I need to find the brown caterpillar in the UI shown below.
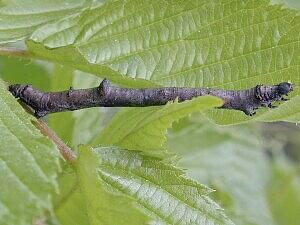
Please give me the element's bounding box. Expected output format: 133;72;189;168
8;79;294;118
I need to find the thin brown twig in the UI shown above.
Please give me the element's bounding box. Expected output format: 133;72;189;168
33;119;77;163
0;46;33;58
33;218;47;225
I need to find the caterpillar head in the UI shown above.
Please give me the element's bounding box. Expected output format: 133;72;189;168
277;82;294;96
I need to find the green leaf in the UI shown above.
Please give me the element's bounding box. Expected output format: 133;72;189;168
56;187;90;225
0;0;88;43
268;159;300;225
168;118;274;225
13;0;297;124
76;145;150;225
54;165;91;225
256;95;300;123
93;96;222;154
78;145;233;225
0;79;60;224
0;55;51;89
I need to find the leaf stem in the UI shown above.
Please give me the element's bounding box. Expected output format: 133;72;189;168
0;46;33;58
33;119;77;163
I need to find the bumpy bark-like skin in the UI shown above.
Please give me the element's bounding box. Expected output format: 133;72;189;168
8;79;293;118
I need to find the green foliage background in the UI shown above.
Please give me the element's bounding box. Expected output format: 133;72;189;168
0;0;299;225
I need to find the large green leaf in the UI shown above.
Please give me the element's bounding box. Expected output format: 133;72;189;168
21;0;300;124
168;118;274;225
77;145;233;225
0;79;60;224
92;96;222;154
0;55;51;89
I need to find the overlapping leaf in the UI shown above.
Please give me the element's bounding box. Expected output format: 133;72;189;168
77;145;150;225
55;145;234;225
0;79;60;225
92;96;222;153
54;146;149;225
76;145;233;225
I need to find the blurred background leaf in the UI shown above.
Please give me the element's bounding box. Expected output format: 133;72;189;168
268;158;300;225
168;118;274;225
168;116;300;225
0;56;51;88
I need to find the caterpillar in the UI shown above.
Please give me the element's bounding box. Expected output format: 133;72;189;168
8;79;294;117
